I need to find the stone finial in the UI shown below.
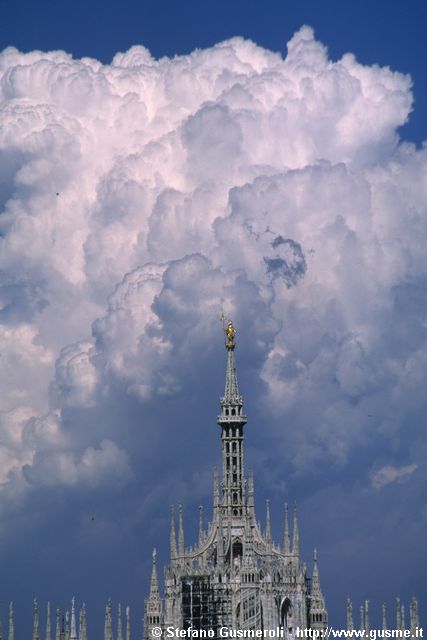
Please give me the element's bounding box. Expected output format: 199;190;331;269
347;597;353;632
45;602;52;640
198;505;204;546
365;600;370;634
33;597;40;640
170;505;177;559
8;603;14;640
283;503;290;554
382;603;387;632
80;604;87;640
55;609;60;640
410;597;419;636
125;606;130;640
104;599;113;640
117;604;123;640
70;598;77;640
178;504;185;556
292;502;299;557
149;548;160;598
265;499;272;543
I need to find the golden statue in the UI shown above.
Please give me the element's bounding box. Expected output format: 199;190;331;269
225;320;236;348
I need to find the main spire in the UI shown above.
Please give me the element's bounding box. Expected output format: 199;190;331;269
218;321;247;424
223;321;241;403
217;320;247;518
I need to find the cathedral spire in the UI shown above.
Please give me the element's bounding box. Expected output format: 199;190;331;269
150;549;160;598
382;604;387;632
117;604;123;640
265;500;272;543
223;321;240;401
347;598;353;631
178;504;185;556
80;604;87;640
310;549;328;630
33;598;40;640
217;507;224;565
8;603;14;640
312;549;320;592
365;600;370;634
283;503;290;554
65;610;70;640
410;598;419;636
217;321;247;518
104;599;113;640
292;503;299;557
55;609;60;640
198;506;204;546
46;602;52;640
70;598;77;640
213;469;219;517
125;607;130;640
248;471;254;515
396;598;402;631
170;505;177;560
144;549;164;639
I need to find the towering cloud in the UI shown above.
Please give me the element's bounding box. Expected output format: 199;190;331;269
0;26;425;629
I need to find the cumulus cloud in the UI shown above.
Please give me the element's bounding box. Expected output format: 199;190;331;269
23;438;132;488
371;463;418;489
0;24;425;501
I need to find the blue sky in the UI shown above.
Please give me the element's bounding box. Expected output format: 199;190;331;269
2;0;427;145
0;1;426;638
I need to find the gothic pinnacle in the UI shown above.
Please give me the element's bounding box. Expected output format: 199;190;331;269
150;548;160;597
248;472;254;514
8;603;14;640
117;604;123;640
198;506;204;546
126;607;130;640
283;503;290;554
170;505;177;559
213;469;219;516
221;321;244;407
312;549;320;594
396;598;402;631
33;597;40;640
80;604;87;640
265;500;272;543
178;504;185;556
365;600;370;634
382;604;387;632
46;602;52;640
104;600;113;640
55;609;60;640
292;503;299;557
410;598;419;635
65;610;70;640
70;598;77;640
217;508;224;564
347;598;353;632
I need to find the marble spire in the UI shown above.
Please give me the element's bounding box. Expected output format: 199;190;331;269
292;503;299;556
45;602;52;640
33;598;40;640
170;505;177;560
8;603;14;640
